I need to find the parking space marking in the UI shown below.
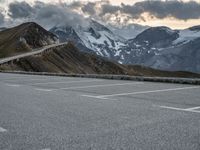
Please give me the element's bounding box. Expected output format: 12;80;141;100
0;77;31;81
2;78;49;82
3;77;74;82
185;106;200;111
158;105;200;113
0;126;7;132
81;95;117;100
5;84;21;87
82;86;200;99
59;82;143;90
35;88;55;92
29;79;102;85
34;82;143;92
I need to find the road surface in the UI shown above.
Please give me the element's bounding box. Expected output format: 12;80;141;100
0;73;200;150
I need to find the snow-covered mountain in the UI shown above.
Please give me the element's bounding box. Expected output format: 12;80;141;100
108;24;149;39
50;21;200;73
125;26;200;73
50;20;129;63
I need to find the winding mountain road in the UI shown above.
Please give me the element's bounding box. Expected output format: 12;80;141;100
0;42;68;65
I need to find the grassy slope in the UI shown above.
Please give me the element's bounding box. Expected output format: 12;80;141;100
0;22;57;58
0;24;31;58
1;43;200;78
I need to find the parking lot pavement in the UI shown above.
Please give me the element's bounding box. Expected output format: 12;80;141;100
0;73;200;150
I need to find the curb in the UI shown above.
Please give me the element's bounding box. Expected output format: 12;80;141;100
0;71;200;85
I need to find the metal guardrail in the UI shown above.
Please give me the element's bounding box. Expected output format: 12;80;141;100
0;42;68;65
0;71;200;85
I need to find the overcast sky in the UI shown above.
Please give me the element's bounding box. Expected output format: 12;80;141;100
4;0;198;5
1;0;200;29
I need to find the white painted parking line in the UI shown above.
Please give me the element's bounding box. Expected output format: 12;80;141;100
30;79;102;85
34;82;143;92
0;77;31;81
81;94;117;100
59;82;143;90
35;88;55;92
2;78;50;82
5;84;21;87
0;126;7;132
158;105;200;113
41;148;51;150
185;106;200;111
82;86;200;99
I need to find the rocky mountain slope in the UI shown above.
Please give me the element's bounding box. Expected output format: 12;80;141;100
50;20;129;63
126;26;200;73
109;24;149;39
51;21;200;73
0;22;58;58
0;21;199;74
1;42;200;78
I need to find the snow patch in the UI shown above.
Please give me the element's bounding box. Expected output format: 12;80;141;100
173;29;200;45
0;127;7;132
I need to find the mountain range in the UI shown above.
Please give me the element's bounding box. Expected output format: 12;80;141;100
50;20;200;73
1;41;199;78
0;21;199;77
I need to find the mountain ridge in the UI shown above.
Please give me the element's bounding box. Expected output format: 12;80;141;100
0;22;58;58
0;21;200;74
50;21;200;73
1;42;199;78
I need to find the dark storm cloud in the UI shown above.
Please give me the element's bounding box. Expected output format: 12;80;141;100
35;4;88;28
128;0;200;20
100;4;120;16
5;0;200;28
6;1;88;28
81;2;96;15
0;12;4;25
8;1;34;18
69;1;83;8
78;0;200;20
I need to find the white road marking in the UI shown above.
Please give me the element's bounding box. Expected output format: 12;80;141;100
82;86;200;99
35;82;144;92
158;106;188;111
185;106;200;111
0;127;7;132
34;82;143;92
5;84;21;87
22;78;52;81
158;105;200;113
59;82;143;90
41;148;51;150
2;78;50;82
35;88;55;92
30;79;102;85
81;95;117;100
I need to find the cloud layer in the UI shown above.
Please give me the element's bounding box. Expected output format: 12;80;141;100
8;1;34;18
1;0;200;28
79;0;200;20
4;1;88;28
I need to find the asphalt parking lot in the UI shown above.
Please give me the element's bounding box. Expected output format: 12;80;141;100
0;73;200;150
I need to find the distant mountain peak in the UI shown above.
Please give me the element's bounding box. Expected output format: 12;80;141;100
50;20;128;59
50;21;200;73
134;26;179;47
90;20;112;33
188;25;200;31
